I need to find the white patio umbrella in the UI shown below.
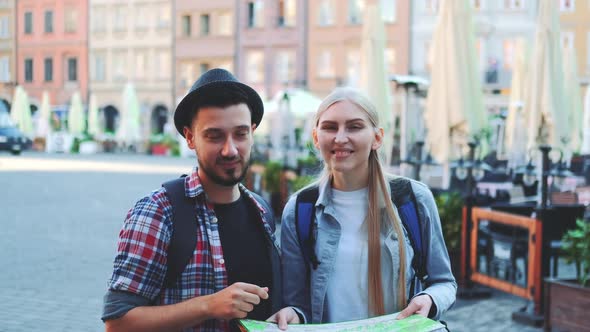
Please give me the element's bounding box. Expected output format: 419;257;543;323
68;91;85;137
423;0;487;187
35;91;52;138
87;94;101;138
359;3;394;165
10;86;34;137
581;86;590;154
523;0;568;151
562;47;583;153
504;39;529;169
117;83;142;146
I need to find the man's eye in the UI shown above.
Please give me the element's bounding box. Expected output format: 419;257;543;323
205;133;222;140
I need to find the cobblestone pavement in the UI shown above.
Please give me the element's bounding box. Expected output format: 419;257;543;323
0;153;567;331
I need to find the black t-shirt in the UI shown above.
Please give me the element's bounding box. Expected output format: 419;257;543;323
214;196;273;331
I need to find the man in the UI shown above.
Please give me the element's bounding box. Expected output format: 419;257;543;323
102;69;298;331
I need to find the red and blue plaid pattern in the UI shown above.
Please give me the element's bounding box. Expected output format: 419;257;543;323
107;167;277;332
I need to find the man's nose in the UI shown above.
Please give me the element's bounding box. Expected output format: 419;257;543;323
221;137;238;157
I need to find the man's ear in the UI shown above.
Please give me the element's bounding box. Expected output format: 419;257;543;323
183;127;195;150
252;123;257;133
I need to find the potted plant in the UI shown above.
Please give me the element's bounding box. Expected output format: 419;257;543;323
544;219;590;331
434;191;464;278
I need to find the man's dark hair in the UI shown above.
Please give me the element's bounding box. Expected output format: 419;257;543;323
187;86;253;126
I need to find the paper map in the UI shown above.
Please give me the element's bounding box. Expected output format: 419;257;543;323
239;313;446;332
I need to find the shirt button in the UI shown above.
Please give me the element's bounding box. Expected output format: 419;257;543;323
211;217;218;224
219;259;225;265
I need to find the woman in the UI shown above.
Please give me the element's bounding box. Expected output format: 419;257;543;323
269;87;456;329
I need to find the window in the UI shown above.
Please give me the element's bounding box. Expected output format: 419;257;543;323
91;7;106;32
0;56;10;82
157;4;171;29
179;62;194;88
275;50;295;83
44;11;53;33
113;51;127;81
44;58;53;82
504;0;526;10
246;50;264;83
380;0;396;23
0;16;10;38
65;8;78;33
247;1;264;28
317;50;334;78
114;6;127;31
135;51;147;80
218;12;232;35
278;0;296;27
24;12;32;34
587;32;590;71
134;5;149;30
385;48;396;74
67;58;78;81
200;14;210;36
561;31;575;50
181;15;191;36
318;0;334;26
560;0;575;11
348;0;365;24
24;58;33;82
92;53;105;81
346;50;360;86
200;63;210;75
424;0;440;14
156;51;171;79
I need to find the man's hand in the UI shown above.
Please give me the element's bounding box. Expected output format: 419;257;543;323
267;307;301;331
204;282;269;320
396;294;433;320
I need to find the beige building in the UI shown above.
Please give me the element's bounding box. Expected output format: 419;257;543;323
175;0;235;103
89;0;174;135
307;0;410;97
236;0;307;99
559;0;590;83
0;0;16;110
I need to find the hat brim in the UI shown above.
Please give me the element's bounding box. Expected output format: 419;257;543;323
174;81;264;137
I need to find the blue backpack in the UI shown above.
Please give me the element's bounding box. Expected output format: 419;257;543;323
295;177;429;296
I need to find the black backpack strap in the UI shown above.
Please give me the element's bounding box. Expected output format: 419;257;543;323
295;186;320;270
389;178;429;291
162;176;197;289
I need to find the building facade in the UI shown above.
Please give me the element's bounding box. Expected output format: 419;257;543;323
307;0;410;97
559;0;590;84
89;0;173;135
0;0;16;111
16;0;88;109
236;0;308;99
175;0;235;104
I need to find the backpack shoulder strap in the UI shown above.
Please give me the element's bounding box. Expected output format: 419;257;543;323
295;186;320;270
162;176;197;289
389;177;428;284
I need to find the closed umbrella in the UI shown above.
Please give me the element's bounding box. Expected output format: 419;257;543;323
504;39;529;169
524;0;568;151
68;91;85;137
36;91;52;138
423;0;487;187
581;86;590;154
562;47;583;153
359;3;394;165
10;86;34;137
87;94;101;138
117;83;141;146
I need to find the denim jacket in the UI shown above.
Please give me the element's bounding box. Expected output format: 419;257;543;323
281;177;456;323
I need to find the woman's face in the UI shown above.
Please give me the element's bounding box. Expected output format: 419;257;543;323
313;100;383;175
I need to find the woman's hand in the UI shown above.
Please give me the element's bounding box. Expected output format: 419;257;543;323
396;294;433;320
267;307;301;330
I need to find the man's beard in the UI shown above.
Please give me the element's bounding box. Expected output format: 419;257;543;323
199;156;250;187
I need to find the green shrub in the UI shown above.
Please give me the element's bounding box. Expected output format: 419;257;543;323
562;219;590;287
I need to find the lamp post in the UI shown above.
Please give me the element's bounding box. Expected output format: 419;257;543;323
455;140;492;299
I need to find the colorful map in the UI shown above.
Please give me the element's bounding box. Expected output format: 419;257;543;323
239;313;446;332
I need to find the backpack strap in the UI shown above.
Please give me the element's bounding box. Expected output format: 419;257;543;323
162;176;197;289
389;178;429;287
295;186;321;270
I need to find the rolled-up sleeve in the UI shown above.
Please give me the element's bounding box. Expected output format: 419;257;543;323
412;182;457;320
102;191;172;321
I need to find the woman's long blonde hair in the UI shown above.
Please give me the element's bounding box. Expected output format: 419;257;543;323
312;87;407;315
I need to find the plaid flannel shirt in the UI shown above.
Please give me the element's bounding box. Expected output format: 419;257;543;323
105;167;279;332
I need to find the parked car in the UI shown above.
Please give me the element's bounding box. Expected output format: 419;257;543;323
0;126;31;155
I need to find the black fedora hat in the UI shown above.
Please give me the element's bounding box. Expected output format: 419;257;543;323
174;68;264;137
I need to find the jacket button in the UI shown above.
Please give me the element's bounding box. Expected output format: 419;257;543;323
211;217;218;223
219;258;225;264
